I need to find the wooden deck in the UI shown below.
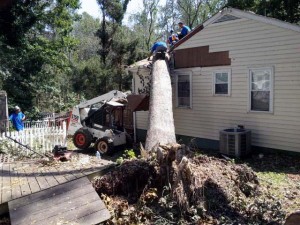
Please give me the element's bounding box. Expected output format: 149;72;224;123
9;177;110;225
0;157;114;204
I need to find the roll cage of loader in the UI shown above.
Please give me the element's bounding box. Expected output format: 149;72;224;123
68;90;149;155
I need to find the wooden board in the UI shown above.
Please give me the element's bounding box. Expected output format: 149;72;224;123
9;177;110;225
0;158;114;204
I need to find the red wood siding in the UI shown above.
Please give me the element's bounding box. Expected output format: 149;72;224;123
174;46;231;68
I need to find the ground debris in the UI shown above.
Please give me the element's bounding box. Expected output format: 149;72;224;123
92;145;289;225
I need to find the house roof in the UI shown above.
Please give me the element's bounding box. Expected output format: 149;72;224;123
172;7;300;50
128;58;151;70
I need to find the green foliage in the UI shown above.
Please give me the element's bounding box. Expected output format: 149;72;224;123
96;0;131;64
0;0;80;117
116;149;136;164
124;149;136;159
94;0;139;91
133;0;160;51
227;0;300;24
176;0;226;29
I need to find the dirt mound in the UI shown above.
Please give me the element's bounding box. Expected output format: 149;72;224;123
93;160;157;203
92;145;285;224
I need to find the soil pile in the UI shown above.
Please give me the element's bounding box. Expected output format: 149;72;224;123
92;145;285;224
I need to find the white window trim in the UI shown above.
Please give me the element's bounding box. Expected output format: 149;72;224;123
248;66;274;113
175;71;192;109
212;70;231;96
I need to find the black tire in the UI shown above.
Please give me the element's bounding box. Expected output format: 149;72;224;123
94;137;114;155
73;129;93;149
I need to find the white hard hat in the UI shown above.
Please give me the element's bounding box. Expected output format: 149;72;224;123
15;106;20;110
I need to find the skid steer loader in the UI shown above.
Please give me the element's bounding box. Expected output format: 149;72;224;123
68;90;148;155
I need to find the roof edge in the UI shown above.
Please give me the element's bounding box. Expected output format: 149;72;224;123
172;7;300;50
227;8;300;33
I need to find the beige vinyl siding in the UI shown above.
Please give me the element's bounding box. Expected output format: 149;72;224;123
132;68;150;130
133;17;300;152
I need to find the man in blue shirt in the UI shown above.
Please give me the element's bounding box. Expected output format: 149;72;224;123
178;22;191;39
9;106;26;131
148;41;167;60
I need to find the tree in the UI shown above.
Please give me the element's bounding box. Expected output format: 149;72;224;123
177;0;204;28
96;0;140;92
72;12;100;61
157;0;179;42
96;0;130;64
0;0;80;115
177;0;225;29
227;0;300;24
130;0;160;53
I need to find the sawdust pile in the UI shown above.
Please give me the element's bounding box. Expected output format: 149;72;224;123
92;144;285;224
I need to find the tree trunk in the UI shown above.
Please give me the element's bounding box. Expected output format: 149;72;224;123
145;57;176;150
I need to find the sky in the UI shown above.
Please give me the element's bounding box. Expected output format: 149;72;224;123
79;0;166;24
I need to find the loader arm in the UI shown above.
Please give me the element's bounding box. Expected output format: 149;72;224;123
76;90;127;109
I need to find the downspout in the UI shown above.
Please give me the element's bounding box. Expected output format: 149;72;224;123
132;71;137;143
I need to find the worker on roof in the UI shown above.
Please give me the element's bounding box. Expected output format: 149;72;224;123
167;30;179;46
178;21;191;40
148;41;167;60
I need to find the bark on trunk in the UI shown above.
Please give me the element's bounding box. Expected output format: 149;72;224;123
145;57;176;150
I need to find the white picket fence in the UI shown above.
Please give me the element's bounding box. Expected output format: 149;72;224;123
0;120;67;155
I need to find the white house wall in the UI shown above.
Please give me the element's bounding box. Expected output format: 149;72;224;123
134;17;300;153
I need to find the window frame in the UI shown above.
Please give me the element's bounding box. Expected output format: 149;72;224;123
248;67;274;113
175;71;192;109
212;70;231;96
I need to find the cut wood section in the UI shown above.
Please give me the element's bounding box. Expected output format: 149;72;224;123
9;177;110;225
145;57;176;150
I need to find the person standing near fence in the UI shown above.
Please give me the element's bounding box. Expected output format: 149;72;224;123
9;106;26;131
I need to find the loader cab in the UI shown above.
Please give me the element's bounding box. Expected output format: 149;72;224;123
84;102;125;132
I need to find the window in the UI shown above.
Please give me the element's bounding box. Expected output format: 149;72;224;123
249;67;273;112
176;73;192;108
213;71;231;95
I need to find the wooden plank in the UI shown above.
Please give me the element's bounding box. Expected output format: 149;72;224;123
9;177;110;225
83;162;111;176
39;166;59;187
1;163;12;203
39;201;108;225
10;164;22;201
11;192;101;224
51;165;68;184
75;209;111;225
12;184;94;214
34;167;51;191
55;164;77;181
18;164;32;197
24;164;41;194
69;167;86;179
9;177;91;209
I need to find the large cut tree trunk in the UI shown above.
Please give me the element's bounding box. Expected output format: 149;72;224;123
145;57;176;150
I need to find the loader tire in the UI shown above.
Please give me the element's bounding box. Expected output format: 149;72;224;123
94;137;114;155
73;129;93;149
